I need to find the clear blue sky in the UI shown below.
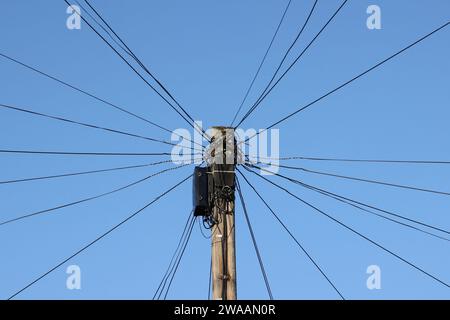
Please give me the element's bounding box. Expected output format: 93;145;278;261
0;0;449;299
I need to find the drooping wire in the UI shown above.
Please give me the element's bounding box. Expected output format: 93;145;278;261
237;0;347;127
7;173;193;300
237;168;345;299
230;0;293;126
153;211;194;299
0;52;205;150
0;103;200;151
237;0;320;126
248;164;450;237
0;160;173;185
240;20;450;144
236;177;274;300
243;166;450;288
0;164;191;227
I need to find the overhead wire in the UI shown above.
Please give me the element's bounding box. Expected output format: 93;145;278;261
237;0;320;126
279;164;450;197
67;0;210;141
237;168;345;299
237;0;348;127
62;0;207;140
230;0;293;126
0;149;197;157
0;163;191;227
240;20;450;144
247;164;450;236
0;52;205;150
0;160;173;185
236;177;274;300
153;211;194;299
0;103;201;152
248;155;450;164
162;216;196;300
7;173;193;300
243;165;450;288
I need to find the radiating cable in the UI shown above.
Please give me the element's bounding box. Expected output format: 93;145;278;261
243;166;450;288
162;216;196;299
73;0;209;141
0;164;190;227
0;52;205;150
0;103;201;151
0;160;172;185
230;0;293;126
237;168;345;299
248;163;450;235
280;164;450;197
236;177;274;300
249;155;450;164
241;21;450;143
153;211;194;299
62;0;202;138
238;0;320;126
237;0;348;126
7;173;193;300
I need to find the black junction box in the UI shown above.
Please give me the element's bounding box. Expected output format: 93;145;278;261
193;166;209;216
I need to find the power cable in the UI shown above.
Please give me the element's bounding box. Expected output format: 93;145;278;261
237;0;348;126
243;166;450;288
236;177;274;300
0;164;190;227
230;0;293;126
241;21;450;143
0;160;172;185
237;168;344;299
7;173;193;299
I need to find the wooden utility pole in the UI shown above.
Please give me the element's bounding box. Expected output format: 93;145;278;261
209;126;237;300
